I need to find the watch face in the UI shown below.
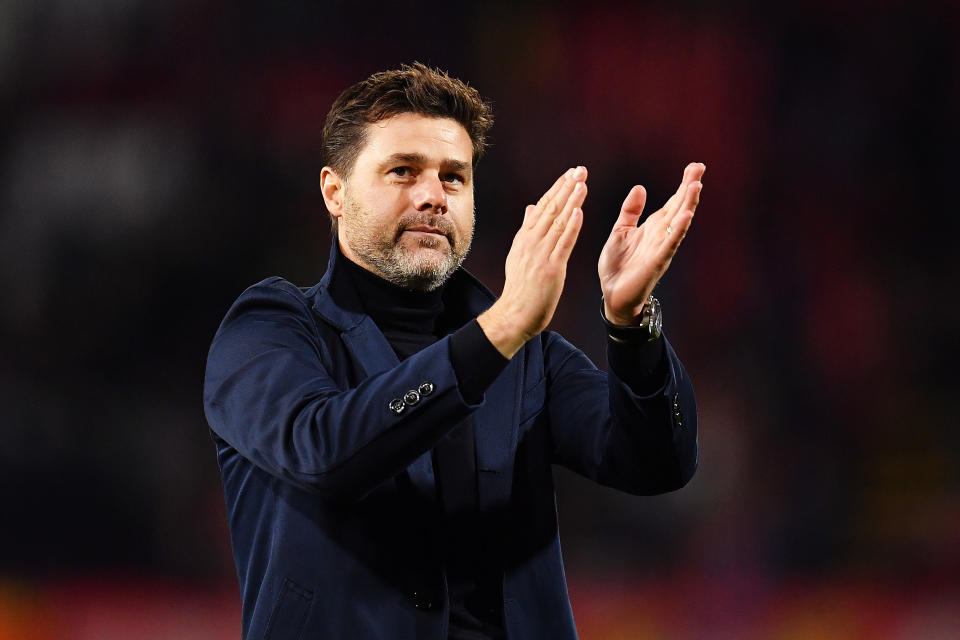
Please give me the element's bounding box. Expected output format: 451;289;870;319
649;297;662;339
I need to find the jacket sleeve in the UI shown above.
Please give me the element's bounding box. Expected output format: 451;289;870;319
203;279;481;501
544;331;698;495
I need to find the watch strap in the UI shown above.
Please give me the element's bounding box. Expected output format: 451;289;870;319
600;296;662;343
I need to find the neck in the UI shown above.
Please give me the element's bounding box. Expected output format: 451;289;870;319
336;249;446;337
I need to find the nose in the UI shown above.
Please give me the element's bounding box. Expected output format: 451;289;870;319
411;173;448;214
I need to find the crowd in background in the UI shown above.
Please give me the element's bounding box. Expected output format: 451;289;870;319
1;1;957;636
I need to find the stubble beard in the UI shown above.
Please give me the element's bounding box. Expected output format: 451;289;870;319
342;197;474;292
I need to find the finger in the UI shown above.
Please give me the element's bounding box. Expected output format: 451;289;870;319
547;182;587;243
663;180;701;230
681;179;702;216
522;204;537;227
662;181;701;251
663;209;693;254
679;162;705;190
551;206;584;263
614;185;646;228
661;162;706;220
659;169;690;219
528;167;574;228
541;167;575;205
536;166;587;233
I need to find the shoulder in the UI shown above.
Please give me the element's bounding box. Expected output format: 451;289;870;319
227;276;319;314
208;276;335;366
239;276;314;302
215;276;323;337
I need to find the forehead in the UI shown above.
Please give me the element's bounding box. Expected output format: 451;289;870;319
358;113;472;166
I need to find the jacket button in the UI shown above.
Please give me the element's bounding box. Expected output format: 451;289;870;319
388;398;406;415
411;590;435;611
403;390;421;406
418;381;435;396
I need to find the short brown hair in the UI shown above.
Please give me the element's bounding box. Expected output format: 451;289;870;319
322;63;494;231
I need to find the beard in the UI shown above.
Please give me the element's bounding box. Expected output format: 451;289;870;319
341;196;474;292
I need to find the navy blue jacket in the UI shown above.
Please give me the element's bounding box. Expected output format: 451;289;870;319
203;245;698;639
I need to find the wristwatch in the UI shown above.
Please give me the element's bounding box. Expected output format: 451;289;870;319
600;295;662;343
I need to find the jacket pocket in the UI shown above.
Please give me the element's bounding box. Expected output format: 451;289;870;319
264;578;313;640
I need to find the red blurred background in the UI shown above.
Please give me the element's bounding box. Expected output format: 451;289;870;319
1;1;957;637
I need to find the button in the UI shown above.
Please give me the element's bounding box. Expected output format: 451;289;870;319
403;390;421;406
388;398;405;415
418;381;435;396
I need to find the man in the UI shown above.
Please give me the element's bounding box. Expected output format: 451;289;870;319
204;63;703;639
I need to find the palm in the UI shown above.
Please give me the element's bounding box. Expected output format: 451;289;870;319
599;163;705;325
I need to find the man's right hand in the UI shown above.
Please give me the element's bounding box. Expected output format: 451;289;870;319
478;166;588;359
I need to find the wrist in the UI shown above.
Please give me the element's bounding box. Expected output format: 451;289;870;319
601;296;662;342
602;299;643;327
477;301;531;360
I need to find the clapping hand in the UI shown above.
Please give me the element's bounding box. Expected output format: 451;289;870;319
599;163;705;326
478;166;588;359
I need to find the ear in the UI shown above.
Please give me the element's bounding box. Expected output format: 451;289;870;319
320;166;345;218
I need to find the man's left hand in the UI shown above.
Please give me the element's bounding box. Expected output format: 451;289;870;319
599;162;705;326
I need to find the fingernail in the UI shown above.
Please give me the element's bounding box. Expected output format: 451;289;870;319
566;167;575;178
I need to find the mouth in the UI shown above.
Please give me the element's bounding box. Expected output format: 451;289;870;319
404;225;446;235
402;226;450;242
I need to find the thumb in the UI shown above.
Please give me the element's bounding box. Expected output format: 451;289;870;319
614;185;646;229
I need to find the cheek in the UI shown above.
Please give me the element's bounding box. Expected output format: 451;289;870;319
357;182;405;208
454;196;475;232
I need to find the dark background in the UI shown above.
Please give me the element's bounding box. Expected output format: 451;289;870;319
1;1;958;637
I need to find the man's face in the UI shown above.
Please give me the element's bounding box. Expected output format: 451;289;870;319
336;113;475;291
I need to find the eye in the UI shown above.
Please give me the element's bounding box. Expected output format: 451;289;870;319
389;166;414;178
441;173;466;185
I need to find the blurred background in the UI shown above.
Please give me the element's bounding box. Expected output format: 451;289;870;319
1;0;958;638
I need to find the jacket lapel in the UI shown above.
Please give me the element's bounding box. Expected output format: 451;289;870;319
340;318;399;377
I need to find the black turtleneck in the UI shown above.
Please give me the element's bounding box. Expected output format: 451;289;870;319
338;253;446;357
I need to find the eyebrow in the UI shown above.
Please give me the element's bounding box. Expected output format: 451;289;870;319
380;152;471;175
